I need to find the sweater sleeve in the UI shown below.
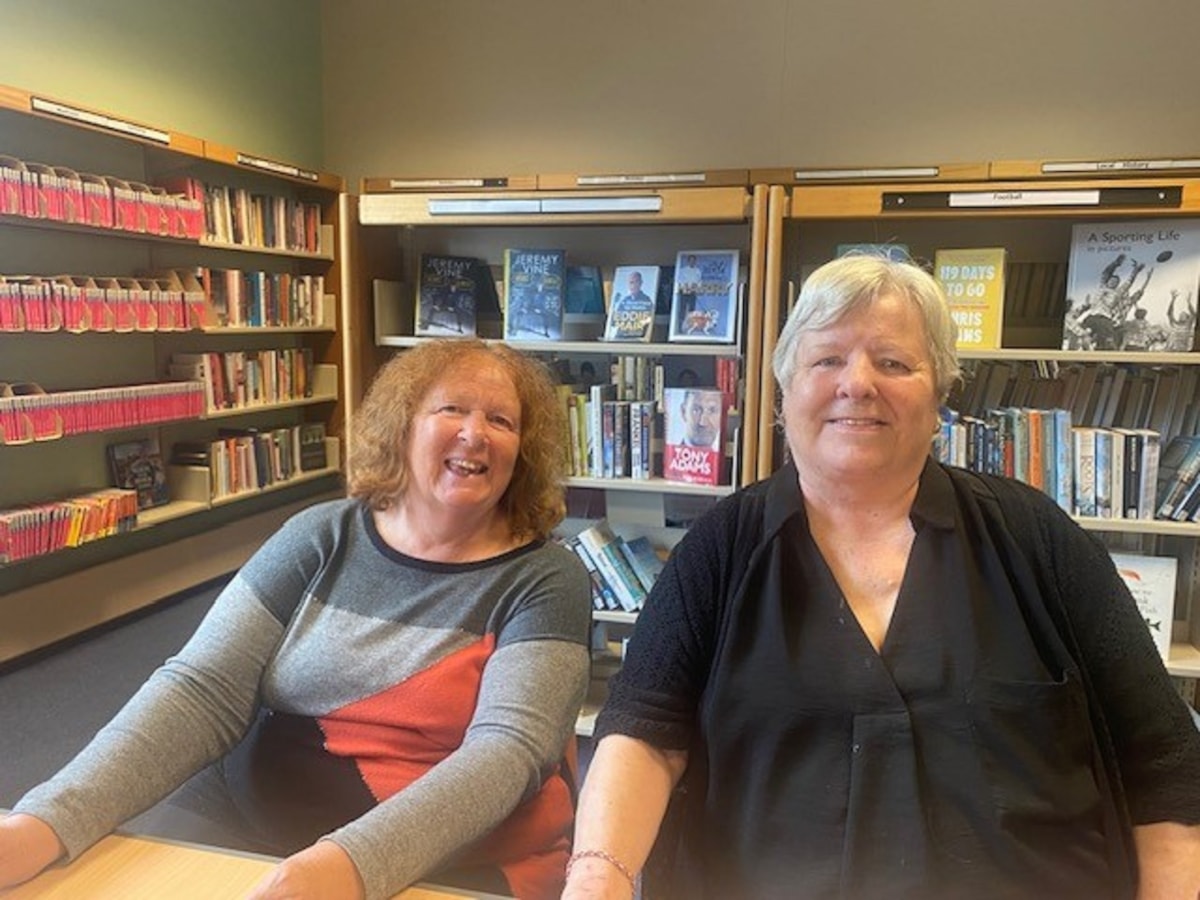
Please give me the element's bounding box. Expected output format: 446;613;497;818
1017;483;1200;825
12;502;339;858
12;572;287;857
324;637;589;900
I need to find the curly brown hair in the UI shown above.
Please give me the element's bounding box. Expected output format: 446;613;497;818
347;340;568;540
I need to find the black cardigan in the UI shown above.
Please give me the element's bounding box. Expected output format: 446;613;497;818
598;461;1200;897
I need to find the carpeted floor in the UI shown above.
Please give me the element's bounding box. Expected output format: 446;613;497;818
0;577;228;807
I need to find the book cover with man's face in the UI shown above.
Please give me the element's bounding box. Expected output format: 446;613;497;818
662;387;725;485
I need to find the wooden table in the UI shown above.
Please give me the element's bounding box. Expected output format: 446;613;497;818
0;829;509;899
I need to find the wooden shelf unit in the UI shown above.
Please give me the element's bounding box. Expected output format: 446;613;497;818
0;82;353;663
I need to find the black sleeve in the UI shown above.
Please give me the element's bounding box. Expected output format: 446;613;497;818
1026;488;1200;825
593;495;750;750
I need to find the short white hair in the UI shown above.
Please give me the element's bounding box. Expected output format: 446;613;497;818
771;255;960;401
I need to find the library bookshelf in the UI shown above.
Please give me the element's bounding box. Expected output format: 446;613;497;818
356;174;770;731
0;83;354;663
759;166;1200;680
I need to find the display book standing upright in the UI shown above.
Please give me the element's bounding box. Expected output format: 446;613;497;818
356;169;769;734
0;81;349;664
762;157;1200;687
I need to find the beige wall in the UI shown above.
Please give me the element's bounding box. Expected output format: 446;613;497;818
3;1;1195;189
322;0;1200;188
0;0;325;168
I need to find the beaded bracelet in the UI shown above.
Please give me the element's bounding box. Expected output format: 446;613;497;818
566;848;637;891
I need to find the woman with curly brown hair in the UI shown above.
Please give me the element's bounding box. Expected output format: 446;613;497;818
1;339;591;900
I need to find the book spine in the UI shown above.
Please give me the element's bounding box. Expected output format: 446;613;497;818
1138;431;1161;520
1122;431;1142;519
1110;430;1126;519
1026;409;1044;490
1073;428;1096;517
1053;409;1073;512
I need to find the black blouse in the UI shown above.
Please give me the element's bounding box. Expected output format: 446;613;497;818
598;461;1152;899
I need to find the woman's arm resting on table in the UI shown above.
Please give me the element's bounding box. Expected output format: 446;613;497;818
0;813;65;888
562;734;689;900
1134;821;1200;900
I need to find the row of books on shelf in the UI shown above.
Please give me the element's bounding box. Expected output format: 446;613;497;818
0;154;203;238
0;487;138;565
560;519;665;613
413;249;741;345
168;348;317;413
935;406;1200;522
953;359;1200;442
167;422;329;501
0;380;205;445
0;266;327;334
198;268;326;329
562;385;733;486
0;424;332;565
161;176;323;254
0;270;208;333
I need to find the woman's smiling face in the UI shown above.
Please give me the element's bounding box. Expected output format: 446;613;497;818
782;291;940;490
403;358;522;522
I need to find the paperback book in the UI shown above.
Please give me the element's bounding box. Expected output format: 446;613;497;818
604;265;660;341
1062;219;1200;352
107;437;169;510
662;386;726;485
668;250;739;343
503;248;565;340
415;254;497;336
934;247;1007;350
1110;552;1177;662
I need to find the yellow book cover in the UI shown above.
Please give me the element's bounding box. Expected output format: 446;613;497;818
934;247;1007;349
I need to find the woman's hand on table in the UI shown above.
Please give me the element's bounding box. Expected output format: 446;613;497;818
0;813;65;888
245;839;364;900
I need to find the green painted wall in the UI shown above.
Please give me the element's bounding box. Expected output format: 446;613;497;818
0;0;324;169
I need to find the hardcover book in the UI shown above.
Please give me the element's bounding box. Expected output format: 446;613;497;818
106;437;169;510
1062;219;1200;352
503;248;565;340
296;422;328;472
604;265;660;341
662;386;726;485
1110;552;1177;662
564;265;606;315
668;250;739;344
415;254;497;336
934;247;1007;350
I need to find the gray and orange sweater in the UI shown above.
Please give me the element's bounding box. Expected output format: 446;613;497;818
16;499;592;899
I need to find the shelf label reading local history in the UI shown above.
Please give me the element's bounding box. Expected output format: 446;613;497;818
31;97;170;145
1043;158;1200;174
